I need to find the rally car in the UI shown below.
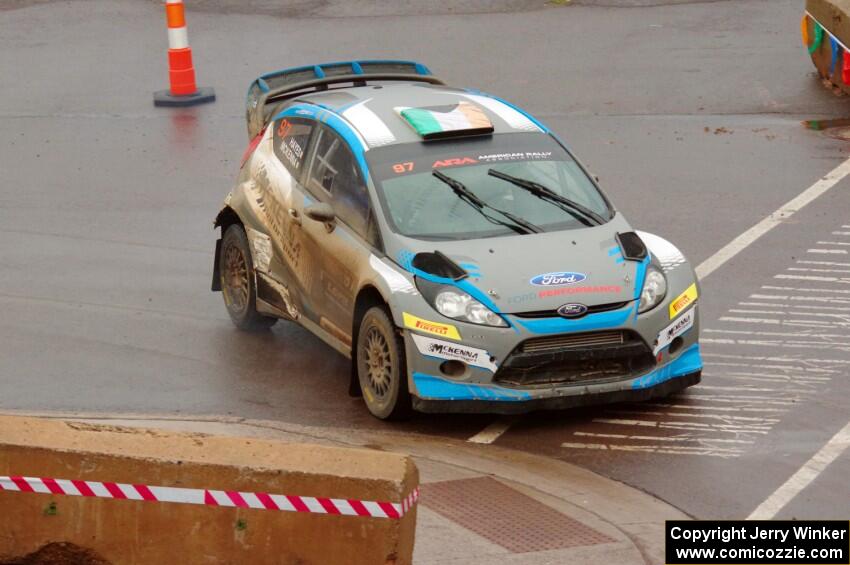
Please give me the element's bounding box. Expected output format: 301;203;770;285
212;60;702;420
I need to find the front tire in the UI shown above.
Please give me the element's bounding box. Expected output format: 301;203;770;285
357;306;412;420
220;224;277;331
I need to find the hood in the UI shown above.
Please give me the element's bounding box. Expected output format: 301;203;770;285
390;213;644;314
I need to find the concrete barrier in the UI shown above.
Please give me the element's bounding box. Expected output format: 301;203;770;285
806;0;850;93
0;416;418;564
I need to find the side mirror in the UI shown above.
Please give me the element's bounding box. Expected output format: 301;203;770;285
304;202;336;223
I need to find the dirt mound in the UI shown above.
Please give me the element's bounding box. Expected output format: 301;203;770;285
0;543;111;565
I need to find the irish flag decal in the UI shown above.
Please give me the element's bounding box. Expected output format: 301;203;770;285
396;102;494;140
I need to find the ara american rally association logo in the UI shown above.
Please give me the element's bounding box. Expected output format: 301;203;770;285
530;272;587;287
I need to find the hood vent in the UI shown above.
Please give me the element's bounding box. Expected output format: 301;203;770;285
616;232;647;261
411;251;468;281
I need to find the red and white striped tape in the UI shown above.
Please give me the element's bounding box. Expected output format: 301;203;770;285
0;476;419;520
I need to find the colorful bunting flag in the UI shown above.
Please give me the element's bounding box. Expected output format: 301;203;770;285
810;22;824;54
802;15;810;46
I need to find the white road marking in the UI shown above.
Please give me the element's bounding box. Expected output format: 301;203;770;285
832;231;850;236
776;273;850;282
703;337;850;353
467;417;518;444
720;316;838;328
763;284;850;295
644;402;786;413
573;431;753;445
593;417;770;433
607;409;779;424
694;157;850;280
816;241;850;246
806;249;848;254
787;267;850;274
748;421;850;519
705;328;850;339
739;301;850;312
796;260;850;267
560;442;744;458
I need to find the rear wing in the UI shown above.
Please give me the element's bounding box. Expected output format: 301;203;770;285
245;60;444;138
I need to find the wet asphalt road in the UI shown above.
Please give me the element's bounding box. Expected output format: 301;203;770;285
2;0;849;520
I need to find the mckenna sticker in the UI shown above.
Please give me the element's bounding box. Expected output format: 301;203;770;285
411;334;497;372
403;312;461;341
654;307;695;354
530;272;587;287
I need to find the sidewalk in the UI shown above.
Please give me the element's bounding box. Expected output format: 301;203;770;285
7;411;687;564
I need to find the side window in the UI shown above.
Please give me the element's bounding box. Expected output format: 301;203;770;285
307;127;371;240
272;117;314;179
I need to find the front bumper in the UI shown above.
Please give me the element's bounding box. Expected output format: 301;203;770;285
413;368;701;414
407;332;702;414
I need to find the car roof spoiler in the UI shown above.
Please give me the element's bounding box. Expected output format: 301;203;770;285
245;60;445;138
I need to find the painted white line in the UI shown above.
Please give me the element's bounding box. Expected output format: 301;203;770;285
762;285;850;294
816;241;850;246
607;409;780;424
672;397;793;408
763;285;850;295
698;384;787;393
702;370;830;382
703;337;849;353
796;261;850;268
705;328;850;339
832;231;850;236
740;301;850;312
807;249;848;254
593;417;770;433
776;274;850;283
750;293;850;304
748;421;850;519
467;417;517;444
694;157;850;280
788;267;850;274
573;431;754;445
560;442;743;458
720;316;837;328
644;402;787;413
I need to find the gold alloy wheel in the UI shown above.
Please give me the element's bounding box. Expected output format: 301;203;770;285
222;242;249;312
364;326;392;399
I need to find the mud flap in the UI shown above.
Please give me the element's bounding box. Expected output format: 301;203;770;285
211;238;222;291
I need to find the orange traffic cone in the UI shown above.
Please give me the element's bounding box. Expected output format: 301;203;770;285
154;0;215;107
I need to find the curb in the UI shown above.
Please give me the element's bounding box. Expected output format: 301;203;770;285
0;410;685;564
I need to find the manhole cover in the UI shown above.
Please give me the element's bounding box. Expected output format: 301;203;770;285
420;476;614;554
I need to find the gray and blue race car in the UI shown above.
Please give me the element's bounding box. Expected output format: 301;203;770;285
213;60;702;419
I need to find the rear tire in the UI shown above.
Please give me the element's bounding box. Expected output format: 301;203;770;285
356;306;412;420
220;224;277;331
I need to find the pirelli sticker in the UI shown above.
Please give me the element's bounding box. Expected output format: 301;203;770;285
669;283;698;319
403;312;461;341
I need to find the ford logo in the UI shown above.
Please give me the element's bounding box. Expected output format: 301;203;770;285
557;303;589;318
529;272;587;287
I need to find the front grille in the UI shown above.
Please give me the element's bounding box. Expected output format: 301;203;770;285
520;330;625;354
513;301;630;320
495;330;655;387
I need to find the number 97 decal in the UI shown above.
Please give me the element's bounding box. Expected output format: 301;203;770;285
392;162;414;174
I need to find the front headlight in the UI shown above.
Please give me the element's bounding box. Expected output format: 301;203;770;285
415;278;508;327
638;265;667;313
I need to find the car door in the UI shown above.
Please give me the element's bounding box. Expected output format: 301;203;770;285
300;124;381;349
259;115;318;320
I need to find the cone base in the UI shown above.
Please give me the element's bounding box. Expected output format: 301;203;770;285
153;86;215;107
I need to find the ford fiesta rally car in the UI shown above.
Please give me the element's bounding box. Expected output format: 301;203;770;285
212;60;702;420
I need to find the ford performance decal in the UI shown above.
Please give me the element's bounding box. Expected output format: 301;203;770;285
529;272;587;287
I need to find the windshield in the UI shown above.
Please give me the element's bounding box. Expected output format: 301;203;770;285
367;133;613;240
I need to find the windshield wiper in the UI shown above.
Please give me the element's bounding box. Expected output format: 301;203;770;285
487;169;606;227
432;170;543;235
